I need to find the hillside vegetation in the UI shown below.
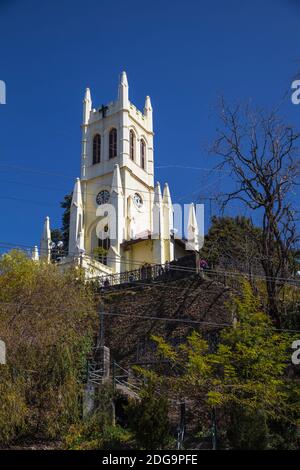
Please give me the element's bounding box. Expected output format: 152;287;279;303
0;250;299;449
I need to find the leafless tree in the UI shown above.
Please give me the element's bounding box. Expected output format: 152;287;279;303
212;100;300;325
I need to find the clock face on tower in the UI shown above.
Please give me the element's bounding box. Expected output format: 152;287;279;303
96;190;110;205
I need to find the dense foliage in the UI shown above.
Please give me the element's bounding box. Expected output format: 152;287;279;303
150;281;300;449
0;250;97;445
126;381;172;449
200;216;262;272
51;192;72;257
1;251;299;449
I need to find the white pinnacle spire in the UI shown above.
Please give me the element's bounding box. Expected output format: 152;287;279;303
32;245;39;261
154;181;162;205
120;71;128;87
111;164;123;195
83;87;92;125
163;182;174;261
163;183;173;229
118;71;129;108
81;88;91;179
127;196;136;239
187;203;199;251
144;95;153;130
76;231;85;255
84;87;91;103
43;216;51;239
144;95;152;112
153;182;163;236
69;178;84;257
163;182;172;207
109;164;124;270
152;182;164;263
72;177;83;207
40;216;51;262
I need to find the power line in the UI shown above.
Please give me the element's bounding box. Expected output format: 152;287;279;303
0;195;59;207
0;162;220;204
100;311;231;328
0;162;225;181
156;164;230;173
0;300;299;333
0;175;210;204
0;164;75;180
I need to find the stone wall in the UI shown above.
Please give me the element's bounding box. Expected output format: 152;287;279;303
101;273;233;366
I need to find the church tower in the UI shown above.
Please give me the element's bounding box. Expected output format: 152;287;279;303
67;71;175;274
36;72;201;278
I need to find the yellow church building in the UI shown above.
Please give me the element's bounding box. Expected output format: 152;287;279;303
39;72;200;279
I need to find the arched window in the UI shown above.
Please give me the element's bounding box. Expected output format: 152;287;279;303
130;130;135;161
109;128;117;159
140;139;146;169
93;134;101;164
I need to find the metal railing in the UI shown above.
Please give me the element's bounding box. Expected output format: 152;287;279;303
97;263;172;287
87;359;104;385
86;356;143;398
93;263;300;311
112;361;143;398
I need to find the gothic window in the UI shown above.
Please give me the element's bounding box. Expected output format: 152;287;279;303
140;139;146;169
109;128;117;159
130;129;135;161
93;134;101;164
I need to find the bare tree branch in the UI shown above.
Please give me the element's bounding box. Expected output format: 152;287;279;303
211;100;300;325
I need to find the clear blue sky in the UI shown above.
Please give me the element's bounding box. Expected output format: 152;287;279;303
0;0;300;250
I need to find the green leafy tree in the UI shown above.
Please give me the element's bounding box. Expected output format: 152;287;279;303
51;193;72;257
0;250;97;444
61;193;72;251
64;385;133;450
151;281;299;449
50;228;64;261
200;216;262;274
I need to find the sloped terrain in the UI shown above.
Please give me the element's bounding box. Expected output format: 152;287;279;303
102;274;234;366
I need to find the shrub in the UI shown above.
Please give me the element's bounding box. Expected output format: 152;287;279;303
0;251;98;444
0;366;28;445
127;382;173;449
64;416;132;450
